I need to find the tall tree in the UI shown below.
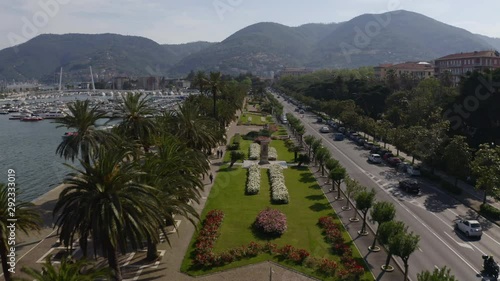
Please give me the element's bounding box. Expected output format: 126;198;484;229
54;100;115;164
443;135;472;187
471;144;500;204
369;201;396;251
344;177;365;221
207;71;223;118
355;189;376;235
330;165;347;200
315;147;331;176
0;183;41;281
53;147;165;281
117;93;156;153
193;71;207;95
378;221;407;271
304;135;315;158
392;231;421;281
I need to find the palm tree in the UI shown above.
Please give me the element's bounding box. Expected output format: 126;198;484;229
116;93;157;153
159;101;223;151
53;147;165;281
206;72;224;118
355;189;376;235
0;183;41;281
141;135;209;260
54;100;115;164
315;147;331;176
20;255;110;281
193;71;207;95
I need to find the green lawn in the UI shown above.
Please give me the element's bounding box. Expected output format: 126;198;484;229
238;113;271;126
223;138;294;163
180;166;372;280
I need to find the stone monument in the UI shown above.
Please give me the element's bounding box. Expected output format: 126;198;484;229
259;138;270;165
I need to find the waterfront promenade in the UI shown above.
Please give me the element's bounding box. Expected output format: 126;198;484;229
1;116;316;281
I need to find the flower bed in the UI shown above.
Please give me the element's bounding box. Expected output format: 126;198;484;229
253;208;287;236
249;143;260;160
318;216;365;279
269;164;289;204
194;210;225;267
246;163;260;195
268;147;278;161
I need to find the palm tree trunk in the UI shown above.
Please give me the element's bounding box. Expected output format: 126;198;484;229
484;192;488;205
79;234;88;258
361;212;367;233
0;240;12;281
107;245;122;281
146;236;159;261
213;91;217;118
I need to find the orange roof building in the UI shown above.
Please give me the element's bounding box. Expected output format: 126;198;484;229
434;50;500;84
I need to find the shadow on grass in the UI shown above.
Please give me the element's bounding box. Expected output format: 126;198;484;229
309;202;331;212
299;172;317;184
305;194;324;201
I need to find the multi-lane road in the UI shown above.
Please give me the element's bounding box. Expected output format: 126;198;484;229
273;91;500;281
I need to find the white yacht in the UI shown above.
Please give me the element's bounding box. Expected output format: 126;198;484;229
42;110;66;119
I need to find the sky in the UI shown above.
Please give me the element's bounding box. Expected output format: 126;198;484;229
1;0;500;51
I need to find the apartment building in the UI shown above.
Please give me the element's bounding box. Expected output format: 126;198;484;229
434;50;500;84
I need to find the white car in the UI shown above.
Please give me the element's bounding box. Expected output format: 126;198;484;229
368;154;382;164
455;219;482;238
407;165;421;176
319;126;330;133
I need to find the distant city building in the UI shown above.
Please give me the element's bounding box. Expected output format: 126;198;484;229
137;76;160;90
174;79;191;89
434;50;500;85
6;83;39;92
113;77;130;90
279;67;313;78
374;62;434;80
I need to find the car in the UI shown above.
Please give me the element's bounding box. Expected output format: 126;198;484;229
299;109;304;114
387;157;402;166
455;219;482;238
334;133;345;141
397;162;411;173
407;165;421;176
368;154;382;164
317;117;323;123
378;150;392;158
338;127;346;133
295;108;300;112
319;126;330;133
399;179;420;194
370;146;382;154
383;153;395;161
356;138;367;146
364;142;375;149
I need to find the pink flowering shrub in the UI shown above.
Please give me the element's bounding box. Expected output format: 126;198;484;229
254;208;287;236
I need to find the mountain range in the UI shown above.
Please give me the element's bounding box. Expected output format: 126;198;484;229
0;10;499;82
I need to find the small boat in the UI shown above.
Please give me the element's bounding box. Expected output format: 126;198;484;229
42;111;66;119
20;115;43;122
0;110;9;115
9;114;24;120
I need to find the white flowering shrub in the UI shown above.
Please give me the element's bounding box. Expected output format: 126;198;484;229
269;164;289;204
249;143;260;160
246;163;261;195
268;147;278;161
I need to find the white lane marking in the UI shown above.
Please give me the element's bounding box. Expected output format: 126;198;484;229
289;104;481;275
419;247;423;252
443;232;474;250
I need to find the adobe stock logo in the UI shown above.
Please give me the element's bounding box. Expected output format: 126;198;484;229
7;0;71;53
443;76;500;135
213;0;243;21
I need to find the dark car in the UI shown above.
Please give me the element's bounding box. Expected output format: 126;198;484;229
399;179;420;193
334;133;345;141
387;157;402;166
383;153;394;161
363;142;375;149
397;162;411;173
317;117;323;123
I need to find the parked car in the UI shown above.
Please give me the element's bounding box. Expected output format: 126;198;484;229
407;165;421;176
364;142;375;149
368;154;382;164
317;117;323;123
383;153;395;161
387;157;402;166
334;133;345;141
319;126;330;133
397;162;411;173
356;138;367;146
455;219;482;238
399;179;420;194
338;127;346;133
370;147;384;154
378;150;392;158
348;132;359;140
299;109;305;114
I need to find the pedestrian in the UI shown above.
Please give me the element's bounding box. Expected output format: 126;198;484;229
209;173;214;184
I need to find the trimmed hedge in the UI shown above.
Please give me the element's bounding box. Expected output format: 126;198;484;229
480;204;500;220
